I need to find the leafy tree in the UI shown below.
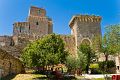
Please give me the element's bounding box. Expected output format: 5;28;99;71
21;33;68;70
66;49;87;74
101;24;120;72
105;24;120;54
77;51;87;71
78;44;96;73
66;55;80;73
98;60;115;73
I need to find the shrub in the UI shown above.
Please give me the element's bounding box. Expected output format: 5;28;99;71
89;63;103;74
98;60;115;73
91;69;103;74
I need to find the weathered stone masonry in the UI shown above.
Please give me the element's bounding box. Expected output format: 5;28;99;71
0;49;24;77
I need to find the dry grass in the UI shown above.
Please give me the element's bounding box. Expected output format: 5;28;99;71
11;74;46;80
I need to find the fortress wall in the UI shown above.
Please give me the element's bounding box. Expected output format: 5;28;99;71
60;35;76;56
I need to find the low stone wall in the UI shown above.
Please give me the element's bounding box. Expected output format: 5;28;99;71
0;49;24;77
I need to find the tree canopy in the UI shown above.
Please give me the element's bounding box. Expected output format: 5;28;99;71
104;24;120;54
21;33;68;68
78;43;96;73
99;24;120;72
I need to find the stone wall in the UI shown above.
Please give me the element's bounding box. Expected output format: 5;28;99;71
60;35;76;56
0;36;13;47
0;49;24;77
13;22;29;37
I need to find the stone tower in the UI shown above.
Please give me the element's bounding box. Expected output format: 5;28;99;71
69;15;102;50
27;6;53;37
13;6;53;44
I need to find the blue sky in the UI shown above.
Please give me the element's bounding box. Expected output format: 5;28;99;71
0;0;120;36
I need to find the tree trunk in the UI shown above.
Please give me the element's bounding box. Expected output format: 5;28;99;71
105;54;108;62
105;54;108;72
86;52;90;74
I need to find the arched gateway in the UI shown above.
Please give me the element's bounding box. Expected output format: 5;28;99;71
81;38;92;46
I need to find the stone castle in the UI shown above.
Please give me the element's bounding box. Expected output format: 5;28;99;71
0;6;104;77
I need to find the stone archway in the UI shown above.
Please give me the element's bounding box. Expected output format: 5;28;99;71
81;38;92;46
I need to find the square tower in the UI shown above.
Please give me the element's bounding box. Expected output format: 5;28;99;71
69;15;102;50
27;6;53;38
13;6;53;45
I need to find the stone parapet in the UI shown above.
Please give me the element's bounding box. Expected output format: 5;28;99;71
13;22;29;27
69;15;102;28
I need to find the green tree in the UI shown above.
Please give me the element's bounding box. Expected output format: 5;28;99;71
66;55;80;73
105;24;120;54
78;44;96;74
66;49;87;74
77;51;87;71
21;33;68;70
101;24;120;72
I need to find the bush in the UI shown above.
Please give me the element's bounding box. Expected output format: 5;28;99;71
90;63;103;74
90;61;115;74
91;69;103;74
98;60;115;69
98;60;115;73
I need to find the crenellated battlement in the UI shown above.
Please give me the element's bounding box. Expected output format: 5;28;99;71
13;22;29;27
69;15;102;28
